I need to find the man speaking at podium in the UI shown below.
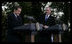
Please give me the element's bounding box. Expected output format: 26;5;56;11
7;6;23;42
36;7;56;42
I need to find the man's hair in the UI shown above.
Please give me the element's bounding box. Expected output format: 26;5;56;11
13;6;22;10
45;7;51;11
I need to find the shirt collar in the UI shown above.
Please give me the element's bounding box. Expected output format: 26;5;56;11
45;14;50;17
13;13;18;17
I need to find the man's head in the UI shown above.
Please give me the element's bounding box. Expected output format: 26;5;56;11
45;7;51;15
13;6;22;16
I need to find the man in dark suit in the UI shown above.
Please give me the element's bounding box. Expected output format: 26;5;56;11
7;6;23;42
36;7;56;42
37;7;56;27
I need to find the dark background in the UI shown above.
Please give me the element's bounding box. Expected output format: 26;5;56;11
1;1;71;42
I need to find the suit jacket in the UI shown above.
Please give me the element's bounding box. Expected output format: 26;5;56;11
37;13;56;26
7;13;23;29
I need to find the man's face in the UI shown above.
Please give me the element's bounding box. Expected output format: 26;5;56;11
46;8;51;15
14;8;22;16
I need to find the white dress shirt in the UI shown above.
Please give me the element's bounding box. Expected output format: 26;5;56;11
45;14;50;20
13;13;18;18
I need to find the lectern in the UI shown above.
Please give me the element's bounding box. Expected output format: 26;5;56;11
13;23;65;42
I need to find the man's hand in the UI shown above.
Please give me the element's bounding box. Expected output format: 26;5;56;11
43;25;49;29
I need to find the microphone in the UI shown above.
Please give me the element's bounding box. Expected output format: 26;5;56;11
24;15;35;20
24;15;37;23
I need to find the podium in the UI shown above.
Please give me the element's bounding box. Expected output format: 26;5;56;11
13;23;63;42
13;23;43;42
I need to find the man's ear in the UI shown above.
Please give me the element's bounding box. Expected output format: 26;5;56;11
14;9;17;12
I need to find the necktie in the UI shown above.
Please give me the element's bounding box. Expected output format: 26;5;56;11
45;15;48;23
45;18;48;22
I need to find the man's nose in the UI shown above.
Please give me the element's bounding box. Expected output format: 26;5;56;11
18;12;21;14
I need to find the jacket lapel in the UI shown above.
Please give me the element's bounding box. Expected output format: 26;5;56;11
13;13;18;21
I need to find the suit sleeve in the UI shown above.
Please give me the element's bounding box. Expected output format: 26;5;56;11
48;17;56;26
7;14;22;29
36;15;44;24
